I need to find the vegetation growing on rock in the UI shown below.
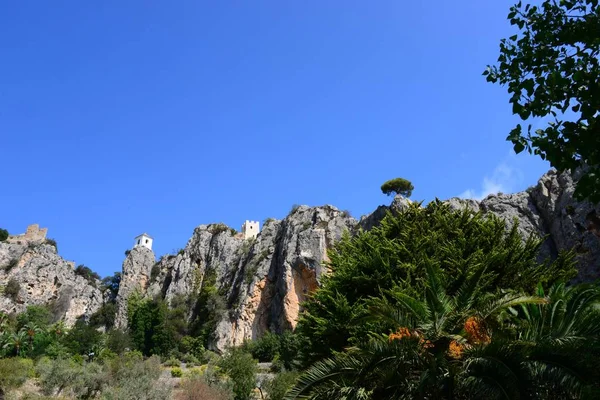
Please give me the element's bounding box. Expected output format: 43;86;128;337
380;177;414;197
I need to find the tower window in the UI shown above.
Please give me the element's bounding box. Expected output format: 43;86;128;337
145;239;148;244
137;240;140;245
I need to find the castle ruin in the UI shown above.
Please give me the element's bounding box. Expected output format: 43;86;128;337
7;224;48;243
241;220;260;240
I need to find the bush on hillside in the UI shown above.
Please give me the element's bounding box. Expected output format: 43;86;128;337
3;258;19;272
4;278;21;300
44;238;57;250
0;358;29;397
264;371;300;400
218;348;258;400
74;264;101;283
0;228;8;242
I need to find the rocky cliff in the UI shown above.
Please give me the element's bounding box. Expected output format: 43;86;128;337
2;168;599;349
114;205;356;350
0;239;103;325
445;169;600;283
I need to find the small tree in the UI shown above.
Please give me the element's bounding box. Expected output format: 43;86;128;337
380;177;414;197
219;347;258;400
0;228;8;242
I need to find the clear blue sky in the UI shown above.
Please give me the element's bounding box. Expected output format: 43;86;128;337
1;1;550;278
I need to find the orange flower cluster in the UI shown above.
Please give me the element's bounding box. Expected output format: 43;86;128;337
388;327;434;349
464;316;491;344
448;340;464;359
388;327;412;342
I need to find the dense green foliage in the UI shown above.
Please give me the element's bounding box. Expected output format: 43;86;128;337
0;228;8;242
0;358;30;397
128;298;175;357
296;201;576;366
288;278;600;399
380;177;414;197
486;0;600;202
218;348;258;400
264;371;300;400
189;268;227;347
242;331;301;370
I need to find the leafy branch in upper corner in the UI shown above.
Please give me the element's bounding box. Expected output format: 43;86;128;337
485;0;600;203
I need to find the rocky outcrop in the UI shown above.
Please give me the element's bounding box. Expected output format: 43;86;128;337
114;246;156;329
446;169;600;282
3;168;598;349
125;206;357;351
0;241;103;325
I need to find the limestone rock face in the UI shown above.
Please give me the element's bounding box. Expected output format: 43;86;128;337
446;169;600;282
0;241;103;325
114;246;156;329
138;206;356;351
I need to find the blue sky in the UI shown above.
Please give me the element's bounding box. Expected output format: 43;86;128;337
0;1;550;277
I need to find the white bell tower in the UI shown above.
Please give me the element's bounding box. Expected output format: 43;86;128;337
133;233;153;250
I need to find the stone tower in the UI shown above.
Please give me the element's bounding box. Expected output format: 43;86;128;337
241;220;260;240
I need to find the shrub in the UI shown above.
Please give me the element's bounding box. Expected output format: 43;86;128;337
202;350;221;365
3;258;19;272
74;264;101;283
164;358;180;367
171;367;183;378
181;353;200;367
243;332;280;362
180;336;204;359
0;228;8;242
124;249;131;257
264;371;299;400
218;348;258;400
150;263;161;281
175;375;232;400
63;319;102;355
4;278;20;300
89;302;117;329
0;358;29;396
106;329;132;355
103;355;171;400
44;238;57;250
210;223;231;235
36;357;80;396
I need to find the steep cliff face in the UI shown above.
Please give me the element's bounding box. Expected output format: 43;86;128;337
446;169;600;282
126;205;357;350
0;241;103;325
114;246;156;329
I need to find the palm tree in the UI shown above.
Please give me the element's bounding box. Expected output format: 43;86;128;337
286;262;544;399
459;283;600;399
3;330;28;356
21;322;42;352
